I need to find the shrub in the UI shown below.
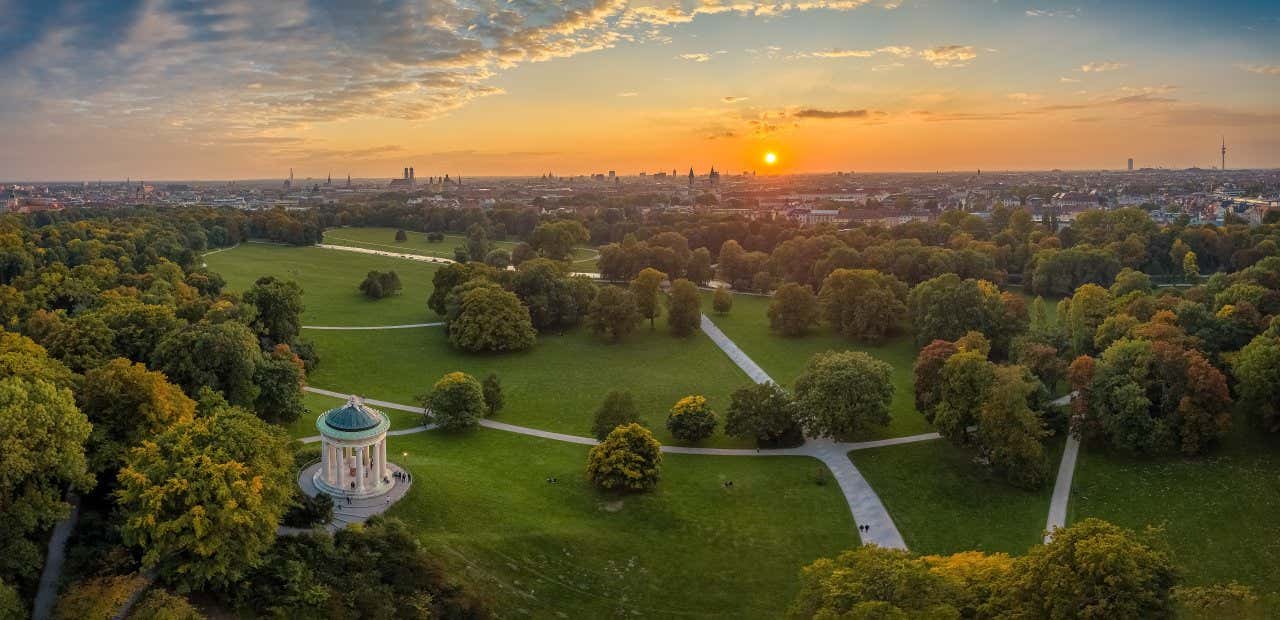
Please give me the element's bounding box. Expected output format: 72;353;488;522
423;372;487;430
586;423;662;492
359;270;402;299
712;286;733;315
394;229;407;242
481;373;504;415
426;231;445;242
666;395;717;443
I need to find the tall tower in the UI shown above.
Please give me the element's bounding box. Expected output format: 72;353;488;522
688;167;694;189
1220;138;1227;171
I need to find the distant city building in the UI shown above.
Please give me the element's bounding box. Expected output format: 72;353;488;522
1127;158;1133;171
389;167;416;190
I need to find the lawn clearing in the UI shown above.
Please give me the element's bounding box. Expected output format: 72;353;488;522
205;243;440;326
702;291;931;439
386;428;856;617
304;314;754;447
1068;425;1280;611
853;437;1064;556
322;226;599;270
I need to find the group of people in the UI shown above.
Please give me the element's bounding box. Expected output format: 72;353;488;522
858;524;871;533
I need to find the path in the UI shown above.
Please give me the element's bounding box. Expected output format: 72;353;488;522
32;494;80;620
315;243;456;264
1043;392;1080;542
284;462;414;533
699;314;772;384
302;322;443;331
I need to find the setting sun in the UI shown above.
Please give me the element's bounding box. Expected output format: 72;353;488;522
764;152;778;165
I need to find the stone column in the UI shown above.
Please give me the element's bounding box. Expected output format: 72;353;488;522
357;447;366;491
377;440;387;482
319;440;329;483
336;444;347;490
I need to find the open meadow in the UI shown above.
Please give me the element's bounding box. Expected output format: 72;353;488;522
322;226;600;271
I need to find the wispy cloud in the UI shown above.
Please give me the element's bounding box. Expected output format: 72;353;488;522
800;44;977;67
1025;9;1079;18
1080;61;1127;73
920;45;978;68
1059;77;1081;83
722;96;749;103
1238;64;1280;75
793;108;884;119
617;91;639;97
678;50;727;62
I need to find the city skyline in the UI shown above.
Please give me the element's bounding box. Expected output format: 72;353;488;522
1;0;1278;180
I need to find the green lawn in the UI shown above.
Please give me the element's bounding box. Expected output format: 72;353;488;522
304;312;755;447
204;243;441;326
283;390;425;439
853;438;1064;556
385;428;856;617
703;291;931;440
1068;426;1280;611
322;226;599;271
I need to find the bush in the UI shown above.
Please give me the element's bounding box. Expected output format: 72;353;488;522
481;373;503;415
131;588;203;620
426;231;445;242
591;390;642;440
359;270;402;299
394;229;407;242
666;395;717;443
423;372;487;430
712;286;733;315
586;423;662;492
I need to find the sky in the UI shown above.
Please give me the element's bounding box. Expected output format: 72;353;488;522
1;0;1277;180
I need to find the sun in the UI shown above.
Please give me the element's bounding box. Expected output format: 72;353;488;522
764;152;778;165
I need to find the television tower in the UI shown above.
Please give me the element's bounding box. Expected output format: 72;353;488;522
1220;138;1227;171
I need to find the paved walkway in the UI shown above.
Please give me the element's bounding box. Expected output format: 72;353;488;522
32;494;80;620
700;314;772;384
302;322;444;331
315;243;456;264
1043;392;1080;542
282;462;414;533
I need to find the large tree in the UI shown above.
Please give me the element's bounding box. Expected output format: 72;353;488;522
978;366;1050;489
934;350;997;447
913;339;959;420
1231;326;1280;433
666;278;701;336
116;399;293;591
79;358;197;476
793;351;893;439
768;282;819;337
0;377;94;582
446;281;537;353
153;320;262;406
586;285;641;343
586;423;662;492
1065;283;1112;355
723;381;800;446
629;267;666;329
531;220;589;261
817;268;907;343
424;372;487;430
252;344;307;424
244;276;304;346
908;273;989;347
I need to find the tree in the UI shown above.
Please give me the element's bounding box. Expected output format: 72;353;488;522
712;286;733;315
0;581;20;620
131;588;203;620
484;248;511;269
768;282;819;337
1111;267;1153;297
666;395;717;443
630;267;666;329
116;402;293;591
1232;330;1280;432
465;223;490;263
1183;250;1200;284
153;320;262;406
913;339;959;421
586;423;662;492
245;276;304;345
79;358;196;476
793;351;894;439
591;390;642;440
511;241;536;265
1065;283;1112;355
41;312;116;373
723;382;801;446
687;247;713;285
817;268;907;343
1014;339;1066;393
481;373;504;416
253;343;307;424
359;270;402;299
423;372;487;430
934;350;996;447
52;573;152;620
446;282;536;352
908;273;988;347
0;377;93;582
993;518;1178;619
666;278;701;336
586;285;641;343
978;366;1049;488
395;229;408;242
790;546;962;618
531;220;589;261
95;299;183;363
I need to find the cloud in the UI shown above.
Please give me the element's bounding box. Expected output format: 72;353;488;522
678;50;727;62
919;45;978;67
1007;92;1043;104
722;96;749;103
1059;77;1080;83
805;45;914;59
617;91;639;97
1238;64;1280;75
793;108;883;119
1080;61;1126;73
1025;9;1079;18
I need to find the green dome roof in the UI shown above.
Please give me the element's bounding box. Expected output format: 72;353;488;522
323;400;382;432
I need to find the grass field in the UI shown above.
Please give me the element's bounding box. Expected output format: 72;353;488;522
853;438;1064;556
385;428;857;617
304;312;755;447
1068;425;1280;611
702;291;931;440
322;226;600;271
204;243;440;326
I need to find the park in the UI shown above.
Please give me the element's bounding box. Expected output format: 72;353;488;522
201;230;1280;616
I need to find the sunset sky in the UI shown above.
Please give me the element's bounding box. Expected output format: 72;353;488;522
1;0;1277;180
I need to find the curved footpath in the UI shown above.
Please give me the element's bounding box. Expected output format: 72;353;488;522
1043;392;1080;542
302;322;443;331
